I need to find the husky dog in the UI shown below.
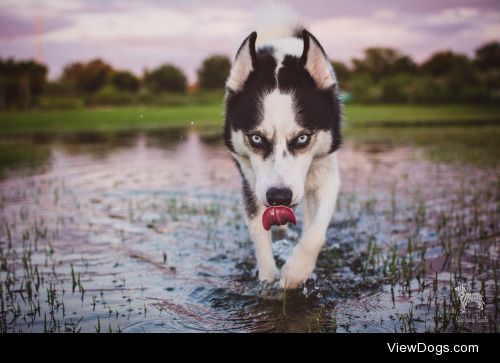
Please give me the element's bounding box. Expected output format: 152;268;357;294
224;23;341;288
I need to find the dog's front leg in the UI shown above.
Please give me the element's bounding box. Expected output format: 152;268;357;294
302;191;317;231
247;203;278;282
280;155;340;288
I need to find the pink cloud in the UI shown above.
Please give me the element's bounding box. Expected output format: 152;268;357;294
0;11;71;40
1;0;499;82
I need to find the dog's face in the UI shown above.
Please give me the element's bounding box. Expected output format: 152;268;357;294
224;30;341;210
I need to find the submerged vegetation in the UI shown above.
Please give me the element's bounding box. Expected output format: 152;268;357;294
0;131;498;332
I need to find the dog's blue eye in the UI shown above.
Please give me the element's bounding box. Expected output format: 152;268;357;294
251;135;262;144
290;134;312;149
297;135;309;144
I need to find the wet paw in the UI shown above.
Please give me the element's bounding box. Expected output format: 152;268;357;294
258;267;278;283
279;251;315;289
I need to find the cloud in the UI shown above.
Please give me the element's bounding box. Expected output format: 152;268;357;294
373;9;398;20
310;6;500;63
1;1;499;81
0;10;72;40
309;14;423;61
413;7;480;33
38;6;250;42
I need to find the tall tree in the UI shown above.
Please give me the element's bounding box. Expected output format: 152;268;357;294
61;59;113;94
421;51;461;77
352;48;416;81
144;64;187;93
0;58;47;109
331;60;351;86
197;55;231;90
111;71;140;93
474;41;500;71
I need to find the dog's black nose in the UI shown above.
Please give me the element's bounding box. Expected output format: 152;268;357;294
266;187;293;206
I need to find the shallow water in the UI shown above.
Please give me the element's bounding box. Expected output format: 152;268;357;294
0;128;498;332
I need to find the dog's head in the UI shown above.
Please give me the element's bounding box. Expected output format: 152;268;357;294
224;30;341;210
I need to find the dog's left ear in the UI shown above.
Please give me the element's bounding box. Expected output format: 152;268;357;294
300;30;336;89
226;31;258;92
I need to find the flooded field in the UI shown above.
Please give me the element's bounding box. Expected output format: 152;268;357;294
0;127;498;332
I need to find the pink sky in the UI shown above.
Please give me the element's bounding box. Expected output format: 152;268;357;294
1;0;499;82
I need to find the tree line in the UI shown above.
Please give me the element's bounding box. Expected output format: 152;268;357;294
0;41;499;110
335;41;500;103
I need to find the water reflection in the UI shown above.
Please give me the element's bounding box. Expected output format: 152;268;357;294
0;128;498;332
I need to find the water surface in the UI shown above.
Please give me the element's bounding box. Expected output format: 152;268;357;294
0;128;498;332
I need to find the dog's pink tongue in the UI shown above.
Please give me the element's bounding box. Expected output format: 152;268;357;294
262;206;296;231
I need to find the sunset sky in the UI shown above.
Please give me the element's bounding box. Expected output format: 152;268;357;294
1;0;499;82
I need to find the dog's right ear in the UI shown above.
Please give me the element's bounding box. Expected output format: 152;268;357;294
300;30;336;89
226;31;257;92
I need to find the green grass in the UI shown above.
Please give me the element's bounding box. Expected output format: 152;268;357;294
343;104;500;127
0;104;223;135
1;103;499;169
1;103;499;135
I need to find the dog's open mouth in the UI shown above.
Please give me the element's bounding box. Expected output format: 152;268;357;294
262;206;297;231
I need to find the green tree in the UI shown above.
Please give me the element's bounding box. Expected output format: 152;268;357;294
421;51;463;77
352;48;416;82
111;71;140;93
61;59;113;94
144;64;187;93
444;56;486;102
380;73;415;103
420;51;487;102
197;55;231;90
0;58;47;109
331;60;351;86
474;41;500;71
349;73;381;103
474;41;500;90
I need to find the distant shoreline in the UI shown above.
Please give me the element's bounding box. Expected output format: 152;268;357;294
1;103;499;135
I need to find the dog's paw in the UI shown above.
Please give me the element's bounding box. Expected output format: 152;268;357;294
258;267;278;283
279;248;316;289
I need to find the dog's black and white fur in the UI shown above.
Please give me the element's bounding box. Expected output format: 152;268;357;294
224;25;341;288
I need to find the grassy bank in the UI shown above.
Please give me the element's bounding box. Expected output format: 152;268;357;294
343;104;500;126
1;103;499;169
0;104;223;135
1;103;499;135
345;126;500;167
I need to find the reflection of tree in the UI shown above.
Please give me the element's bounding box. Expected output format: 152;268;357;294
55;131;137;159
0;142;51;177
198;129;223;145
145;128;187;150
2;129;223;169
146;127;224;150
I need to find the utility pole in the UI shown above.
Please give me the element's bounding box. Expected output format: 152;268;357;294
35;11;43;63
